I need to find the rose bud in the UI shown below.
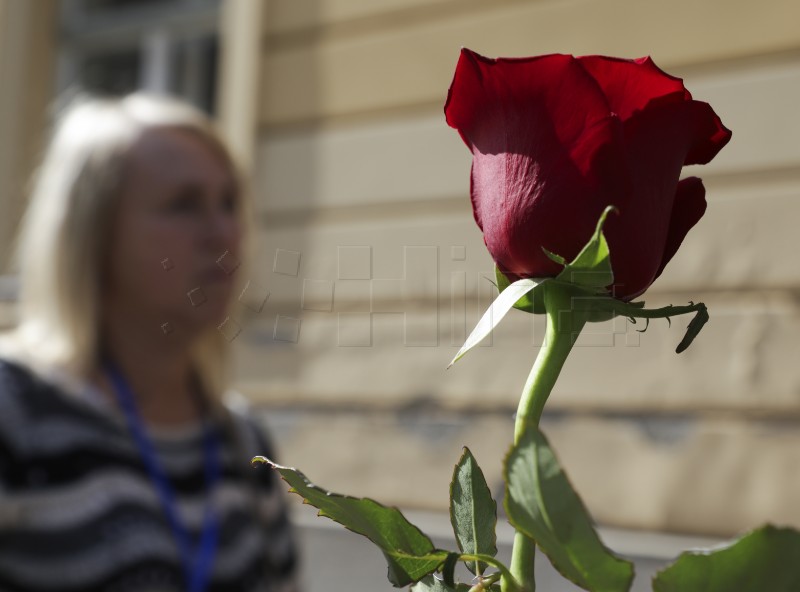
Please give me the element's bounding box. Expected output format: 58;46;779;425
445;49;731;300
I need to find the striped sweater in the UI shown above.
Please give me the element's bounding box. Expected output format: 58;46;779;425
0;359;299;592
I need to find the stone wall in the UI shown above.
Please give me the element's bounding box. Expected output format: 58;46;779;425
238;0;800;536
1;0;797;538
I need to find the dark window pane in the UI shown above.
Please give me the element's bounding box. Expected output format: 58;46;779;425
199;36;218;115
80;50;141;96
172;35;218;114
83;0;167;10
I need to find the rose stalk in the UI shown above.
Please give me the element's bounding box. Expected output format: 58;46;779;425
445;48;730;591
507;283;587;592
254;49;800;592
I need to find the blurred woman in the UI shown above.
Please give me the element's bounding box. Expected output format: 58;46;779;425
0;94;298;592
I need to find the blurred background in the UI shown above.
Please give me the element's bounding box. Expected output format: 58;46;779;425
1;0;799;590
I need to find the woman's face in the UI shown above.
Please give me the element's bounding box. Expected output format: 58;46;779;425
105;127;243;335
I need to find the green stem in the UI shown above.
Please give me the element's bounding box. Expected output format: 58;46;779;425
604;298;708;353
503;283;588;592
460;554;523;592
506;533;538;592
604;298;705;320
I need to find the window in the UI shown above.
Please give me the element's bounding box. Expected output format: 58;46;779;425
57;0;221;113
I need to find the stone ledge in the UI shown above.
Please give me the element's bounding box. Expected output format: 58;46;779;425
260;0;800;125
258;408;800;537
232;290;800;412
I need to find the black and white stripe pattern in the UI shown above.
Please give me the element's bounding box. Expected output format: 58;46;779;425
0;359;299;592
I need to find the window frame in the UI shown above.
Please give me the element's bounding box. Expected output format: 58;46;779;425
56;0;221;111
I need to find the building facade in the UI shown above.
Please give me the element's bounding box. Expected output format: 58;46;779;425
1;0;800;540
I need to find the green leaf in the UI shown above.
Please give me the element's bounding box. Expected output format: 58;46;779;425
653;525;800;592
449;277;549;367
450;448;498;575
555;205;615;290
254;457;447;587
504;426;634;592
412;575;472;592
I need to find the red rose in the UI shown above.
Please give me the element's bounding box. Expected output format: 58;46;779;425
445;49;731;300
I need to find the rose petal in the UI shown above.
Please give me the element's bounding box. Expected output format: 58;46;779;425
603;101;726;297
577;55;691;121
604;101;704;298
446;49;729;300
446;49;622;278
445;49;621;158
653;176;707;281
684;101;732;165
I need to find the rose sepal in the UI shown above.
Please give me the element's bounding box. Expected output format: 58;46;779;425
488;205;710;354
495;205;617;316
448;276;551;367
457;210;707;369
451;206;617;367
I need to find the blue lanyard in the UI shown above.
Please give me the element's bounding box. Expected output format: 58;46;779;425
105;361;221;592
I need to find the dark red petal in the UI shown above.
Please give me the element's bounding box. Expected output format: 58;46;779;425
577;55;691;121
445;48;622;278
684;101;732;165
603;101;702;299
604;99;721;299
653;177;707;281
445;48;613;156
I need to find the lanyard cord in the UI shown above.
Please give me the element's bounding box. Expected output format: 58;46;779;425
105;360;221;592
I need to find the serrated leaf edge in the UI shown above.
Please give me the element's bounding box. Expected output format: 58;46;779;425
254;456;448;586
449;447;498;576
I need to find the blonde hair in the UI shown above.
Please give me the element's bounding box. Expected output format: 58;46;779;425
2;93;248;397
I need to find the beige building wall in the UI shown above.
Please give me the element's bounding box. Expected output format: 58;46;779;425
1;0;798;539
0;0;57;275
238;0;800;536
